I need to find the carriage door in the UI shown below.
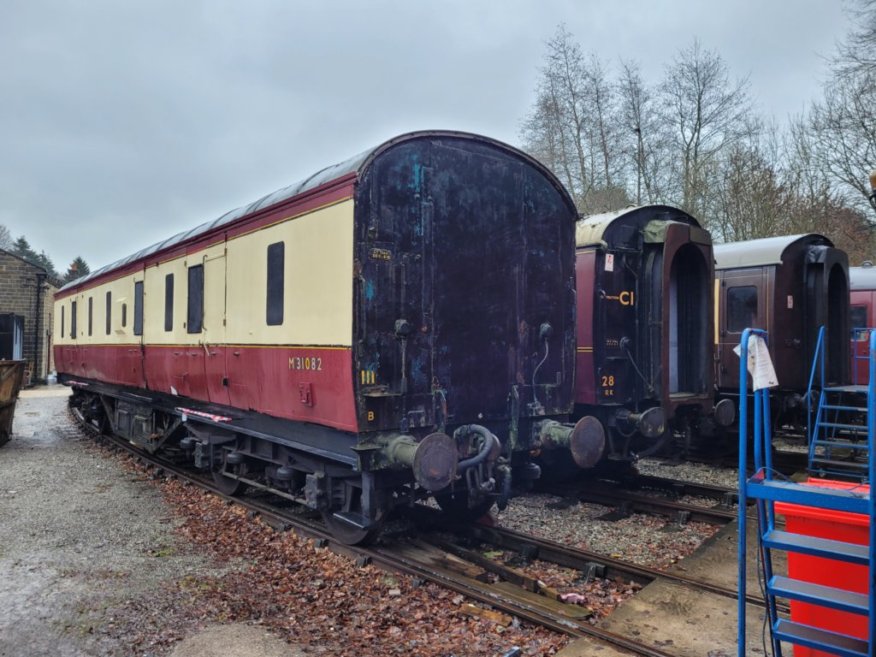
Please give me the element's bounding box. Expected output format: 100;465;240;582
129;271;146;387
825;262;850;385
805;247;849;386
201;243;229;405
717;268;767;392
658;227;711;398
641;222;711;404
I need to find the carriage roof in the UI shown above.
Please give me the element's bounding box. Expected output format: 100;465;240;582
713;234;833;270
575;205;703;248
62;130;565;293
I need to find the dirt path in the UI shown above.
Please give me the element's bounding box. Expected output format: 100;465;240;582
0;387;292;657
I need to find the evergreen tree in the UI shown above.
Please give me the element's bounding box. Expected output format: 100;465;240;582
34;250;60;280
10;237;60;278
12;236;38;263
64;256;90;283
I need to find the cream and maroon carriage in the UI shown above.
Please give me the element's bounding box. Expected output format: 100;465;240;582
55;131;596;543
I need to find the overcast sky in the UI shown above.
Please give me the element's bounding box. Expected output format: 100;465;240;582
0;0;854;272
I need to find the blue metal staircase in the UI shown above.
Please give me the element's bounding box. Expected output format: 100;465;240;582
808;327;871;479
738;328;876;657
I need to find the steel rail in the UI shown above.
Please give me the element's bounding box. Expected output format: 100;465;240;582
66;404;683;657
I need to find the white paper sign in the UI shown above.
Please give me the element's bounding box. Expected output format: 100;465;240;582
733;335;779;390
605;253;614;272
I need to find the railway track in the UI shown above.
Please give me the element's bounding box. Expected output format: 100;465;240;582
69;405;763;657
658;448;810;475
575;483;737;524
443;521;773;611
541;472;740;525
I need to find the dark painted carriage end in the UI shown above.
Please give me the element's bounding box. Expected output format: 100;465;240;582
715;233;849;426
571;204;730;465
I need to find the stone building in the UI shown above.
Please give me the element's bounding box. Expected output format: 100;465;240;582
0;249;57;384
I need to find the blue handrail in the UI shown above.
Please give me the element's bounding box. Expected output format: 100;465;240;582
806;326;826;446
868;328;875;652
739;326;876;656
737;327;772;657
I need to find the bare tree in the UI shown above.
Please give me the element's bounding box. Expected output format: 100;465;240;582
521;76;579;201
808;65;876;213
0;224;11;251
658;40;753;218
794;0;876;218
711;143;788;241
538;25;591;203
522;30;798;234
579;54;630;213
616;60;665;204
818;204;875;264
521;25;629;213
785;115;832;205
836;0;876;79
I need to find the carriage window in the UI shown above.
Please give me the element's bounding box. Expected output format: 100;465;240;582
266;242;284;326
134;281;144;336
165;274;174;332
851;305;868;340
122;303;127;328
727;286;758;333
70;301;77;339
88;297;93;337
61;305;65;338
106;291;112;335
187;265;204;333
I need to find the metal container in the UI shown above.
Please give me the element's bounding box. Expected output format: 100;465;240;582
0;360;25;447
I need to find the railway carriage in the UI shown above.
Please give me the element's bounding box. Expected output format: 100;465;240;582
571;205;729;462
714;234;850;425
849;265;876;384
54;131;595;543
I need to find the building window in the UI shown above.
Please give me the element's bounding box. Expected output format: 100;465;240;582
187;264;204;333
266;242;284;326
165;273;174;332
61;305;65;338
87;297;93;337
727;286;758;333
106;291;112;335
71;301;77;339
134;281;144;336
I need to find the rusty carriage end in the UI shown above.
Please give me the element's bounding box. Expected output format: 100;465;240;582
0;360;26;447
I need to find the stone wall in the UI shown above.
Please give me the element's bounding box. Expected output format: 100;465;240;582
0;250;52;383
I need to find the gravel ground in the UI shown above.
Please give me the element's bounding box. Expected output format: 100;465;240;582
2;388;744;656
493;456;738;573
1;389;566;657
636;457;741;489
0;389;241;657
495;493;720;570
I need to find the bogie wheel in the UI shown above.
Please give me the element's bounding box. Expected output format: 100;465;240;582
212;462;247;496
321;480;385;545
322;510;385;546
434;491;495;523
